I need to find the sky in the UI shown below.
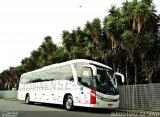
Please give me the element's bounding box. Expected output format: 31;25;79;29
0;0;160;72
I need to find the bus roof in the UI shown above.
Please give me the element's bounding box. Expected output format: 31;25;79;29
21;59;112;76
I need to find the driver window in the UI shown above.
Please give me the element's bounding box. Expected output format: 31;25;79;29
97;69;108;85
115;75;123;85
80;68;91;88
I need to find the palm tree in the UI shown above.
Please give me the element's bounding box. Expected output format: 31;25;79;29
62;31;74;59
104;16;117;49
142;0;153;6
0;74;5;90
123;0;151;33
40;36;57;65
104;5;125;49
9;67;18;89
137;32;159;83
122;0;130;22
53;46;68;62
103;5;126;71
121;30;139;84
21;57;35;72
31;50;43;69
84;18;101;46
70;28;86;59
72;27;86;48
1;70;12;90
120;0;160;84
108;5;121;18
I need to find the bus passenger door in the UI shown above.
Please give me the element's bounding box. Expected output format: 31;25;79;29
79;68;92;105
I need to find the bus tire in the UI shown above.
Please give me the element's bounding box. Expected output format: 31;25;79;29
25;94;33;104
65;95;74;111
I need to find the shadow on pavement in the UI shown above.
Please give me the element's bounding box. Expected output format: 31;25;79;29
23;102;112;114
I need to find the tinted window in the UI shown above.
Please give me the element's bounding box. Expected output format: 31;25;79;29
20;65;73;84
43;65;73;80
46;67;60;80
20;75;30;84
59;65;73;80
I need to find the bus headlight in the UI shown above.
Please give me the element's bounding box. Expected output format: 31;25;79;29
99;97;119;102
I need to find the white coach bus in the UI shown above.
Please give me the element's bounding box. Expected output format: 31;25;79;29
17;59;124;110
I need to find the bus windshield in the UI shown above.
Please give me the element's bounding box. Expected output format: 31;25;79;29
94;67;119;95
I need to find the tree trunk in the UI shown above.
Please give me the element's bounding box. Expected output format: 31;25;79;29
147;69;153;83
125;57;128;85
111;36;115;50
134;63;137;84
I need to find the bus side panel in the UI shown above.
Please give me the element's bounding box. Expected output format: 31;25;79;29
57;80;77;104
17;83;28;101
73;86;91;107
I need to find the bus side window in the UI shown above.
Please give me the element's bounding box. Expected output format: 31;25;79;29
80;68;92;88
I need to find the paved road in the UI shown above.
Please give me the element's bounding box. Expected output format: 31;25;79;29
0;98;113;117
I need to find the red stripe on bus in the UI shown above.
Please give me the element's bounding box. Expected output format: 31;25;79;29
90;89;96;104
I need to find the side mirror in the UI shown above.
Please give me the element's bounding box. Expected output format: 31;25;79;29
114;72;124;83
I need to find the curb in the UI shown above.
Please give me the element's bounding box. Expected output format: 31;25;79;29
0;98;18;101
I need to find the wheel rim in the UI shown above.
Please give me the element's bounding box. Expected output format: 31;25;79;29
66;98;72;109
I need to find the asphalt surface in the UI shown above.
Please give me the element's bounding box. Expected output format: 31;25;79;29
1;98;158;117
0;98;112;117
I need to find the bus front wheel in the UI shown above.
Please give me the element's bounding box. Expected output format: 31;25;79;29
65;95;74;111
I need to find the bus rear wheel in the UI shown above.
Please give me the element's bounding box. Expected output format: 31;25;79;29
65;95;74;111
25;94;33;104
